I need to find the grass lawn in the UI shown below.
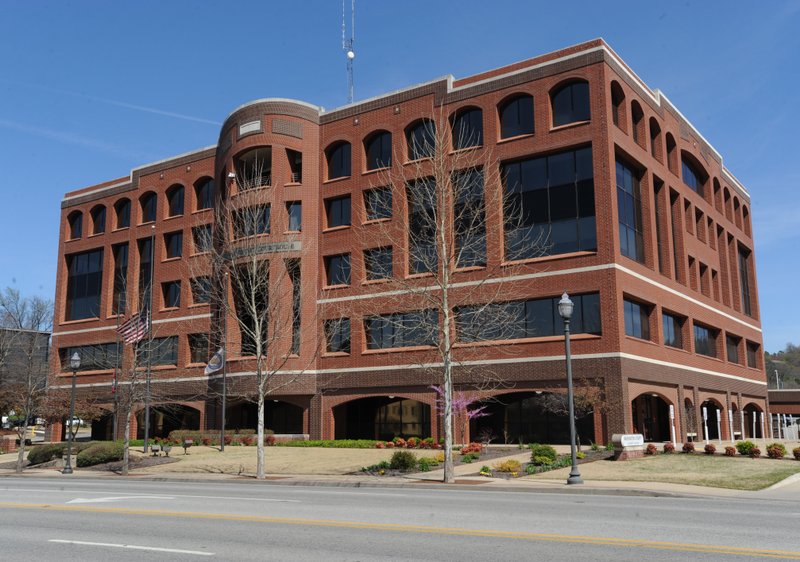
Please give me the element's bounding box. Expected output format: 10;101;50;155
530;453;800;490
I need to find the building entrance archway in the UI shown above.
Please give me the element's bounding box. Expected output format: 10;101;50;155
225;400;304;434
700;400;723;440
631;393;671;442
136;404;200;439
333;397;431;440
743;403;763;439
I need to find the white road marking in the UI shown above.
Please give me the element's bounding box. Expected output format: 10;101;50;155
48;539;213;556
67;495;174;504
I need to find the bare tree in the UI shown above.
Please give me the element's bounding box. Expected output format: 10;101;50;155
193;165;320;480
538;379;609;449
0;288;52;473
337;110;545;482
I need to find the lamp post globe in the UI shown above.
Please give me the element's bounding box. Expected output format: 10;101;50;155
558;292;583;485
63;352;81;474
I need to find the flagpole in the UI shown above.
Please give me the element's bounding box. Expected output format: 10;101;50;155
143;224;155;454
220;271;229;452
112;292;122;441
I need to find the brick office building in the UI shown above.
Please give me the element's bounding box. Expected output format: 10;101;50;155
49;39;767;445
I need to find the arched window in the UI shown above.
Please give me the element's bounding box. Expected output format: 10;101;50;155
610;81;626;130
406;119;436;160
551;80;590;127
631;101;645;148
326;141;351;180
723;188;732;221
498;94;534;139
713;178;722;212
114;198;131;229
166;184;184;217
681;154;707;196
194;177;214;210
649;117;662;162
67;211;82;240
733;197;742;229
90;205;106;235
364;130;392;170
450;107;483;150
140;192;157;223
665;133;677;174
235;147;272;190
742;205;751;237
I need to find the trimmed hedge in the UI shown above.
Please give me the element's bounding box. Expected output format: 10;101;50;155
167;429;260;443
76;441;124;467
529;443;557;465
276;439;378;448
389;450;417;470
28;442;91;466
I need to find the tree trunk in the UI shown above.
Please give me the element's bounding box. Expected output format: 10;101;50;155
122;408;131;476
15;424;27;473
256;391;265;479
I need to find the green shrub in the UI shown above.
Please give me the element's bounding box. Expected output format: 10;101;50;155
531;455;554;466
168;429;259;444
389;450;417;471
590;442;600;452
276;439;378;448
27;443;66;465
576;451;586;459
417;457;434;472
28;442;93;465
461;452;480;463
76;441;124;467
736;440;757;456
605;442;615;451
529;443;557;464
766;443;786;459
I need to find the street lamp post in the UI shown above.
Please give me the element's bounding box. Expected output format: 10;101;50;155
558;292;583;485
62;352;80;475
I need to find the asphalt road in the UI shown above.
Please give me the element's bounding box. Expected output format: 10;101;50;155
1;477;799;561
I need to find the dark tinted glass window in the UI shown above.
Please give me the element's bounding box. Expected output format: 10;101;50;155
167;185;184;216
499;94;534;138
366;310;438;349
91;206;106;234
165;231;183;259
662;313;683;349
624;299;650;340
325;318;351;353
234;205;270;238
138;336;178;366
189;333;209;364
726;335;740;364
236;147;271;189
326;142;352;179
451;107;483;149
407;120;436;160
287;201;302;231
191;276;211;304
112;243;128;315
68;212;82;239
162;280;181;308
364;187;392;220
694;324;716;357
192;224;212;253
682;158;704;195
408;178;437;274
365;131;392;170
453;168;486;267
616;159;644;262
59;343;119;372
141;192;157;223
288;259;301;355
365;247;393;280
115;199;131;229
195;178;214;210
326;196;351;228
325;254;351;286
138;237;154;311
739;247;752;316
502;146;595;260
65;249;103;320
551;81;590;126
456;293;601;342
746;342;759;368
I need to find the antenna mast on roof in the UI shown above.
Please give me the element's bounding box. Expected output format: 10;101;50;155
342;0;355;103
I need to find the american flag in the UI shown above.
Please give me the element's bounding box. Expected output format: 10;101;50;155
117;312;150;344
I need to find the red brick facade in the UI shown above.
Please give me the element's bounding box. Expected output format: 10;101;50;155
49;40;766;445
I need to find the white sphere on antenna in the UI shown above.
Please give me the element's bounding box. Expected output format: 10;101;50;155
347;50;355;60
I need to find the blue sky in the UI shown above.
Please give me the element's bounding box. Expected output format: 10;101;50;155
0;1;798;351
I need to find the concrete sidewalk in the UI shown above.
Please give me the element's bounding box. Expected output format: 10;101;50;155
4;449;800;501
